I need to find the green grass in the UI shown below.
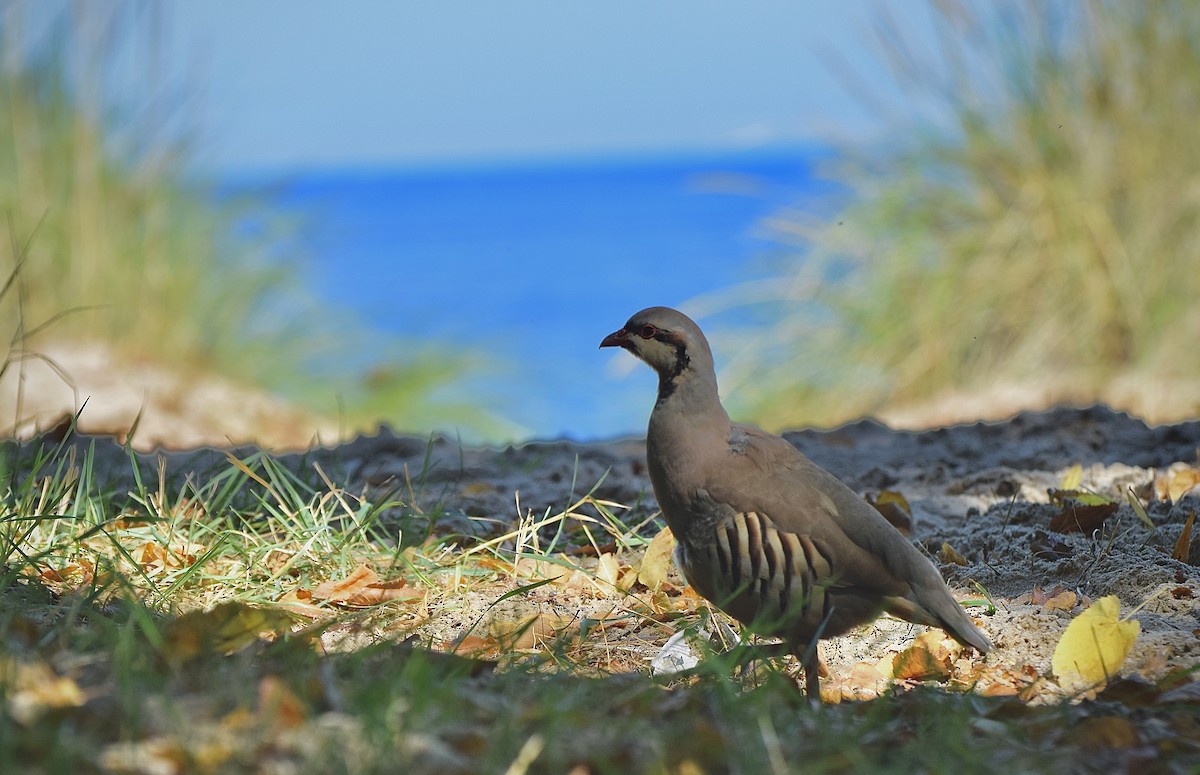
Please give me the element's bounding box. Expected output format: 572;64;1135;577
1;427;1197;773
729;1;1200;429
0;6;500;440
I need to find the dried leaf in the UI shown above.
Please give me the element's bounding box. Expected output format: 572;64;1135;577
1051;595;1140;688
312;563;425;607
1172;511;1195;562
839;662;888;701
1126;487;1155;530
867;491;912;535
277;588;326;619
489;610;574;650
1155;463;1200;501
638;527;677;590
134;540;205;576
449;634;495;655
1044;589;1077;611
939;542;967;566
596;552;621;588
1049;502;1118;534
1030;536;1074;560
39;557;96;591
892;631;958;681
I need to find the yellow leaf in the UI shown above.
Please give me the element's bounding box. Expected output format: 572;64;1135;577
938;542;967;566
596;553;621;588
1060;464;1083;491
637;527;677;590
1051;595;1139;688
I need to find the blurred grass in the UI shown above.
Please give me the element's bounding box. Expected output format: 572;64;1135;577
0;3;501;441
730;0;1200;429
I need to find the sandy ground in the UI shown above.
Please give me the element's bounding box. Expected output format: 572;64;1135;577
0;341;336;450
23;400;1200;702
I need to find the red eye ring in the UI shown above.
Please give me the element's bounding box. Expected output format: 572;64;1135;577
638;324;657;339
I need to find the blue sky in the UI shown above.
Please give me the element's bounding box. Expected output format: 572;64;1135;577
164;1;912;172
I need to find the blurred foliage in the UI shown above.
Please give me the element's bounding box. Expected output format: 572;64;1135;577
731;0;1200;428
0;3;501;440
0;4;298;373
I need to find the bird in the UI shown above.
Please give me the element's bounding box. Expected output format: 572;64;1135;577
600;306;992;699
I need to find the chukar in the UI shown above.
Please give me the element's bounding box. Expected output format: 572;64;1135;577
600;306;991;698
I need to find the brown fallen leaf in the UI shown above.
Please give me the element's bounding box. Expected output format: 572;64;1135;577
1049;502;1118;534
866;491;912;535
892;631;959;682
1015;584;1067;606
134;540;206;577
1172;511;1195;562
1044;589;1078;612
39;557;97;592
979;682;1020;697
977;665;1039;698
1030;534;1074;560
277;588;326;619
312;563;426;607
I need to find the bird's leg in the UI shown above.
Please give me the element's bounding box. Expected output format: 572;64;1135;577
803;650;821;702
791;641;823;703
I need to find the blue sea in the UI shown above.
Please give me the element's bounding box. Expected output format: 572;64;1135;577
246;147;836;442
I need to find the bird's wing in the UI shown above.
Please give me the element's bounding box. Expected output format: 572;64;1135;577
710;424;992;651
702;423;914;599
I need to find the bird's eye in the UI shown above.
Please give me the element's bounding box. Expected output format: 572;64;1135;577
638;324;657;339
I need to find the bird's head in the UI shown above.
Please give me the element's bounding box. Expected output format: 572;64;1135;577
599;306;715;388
